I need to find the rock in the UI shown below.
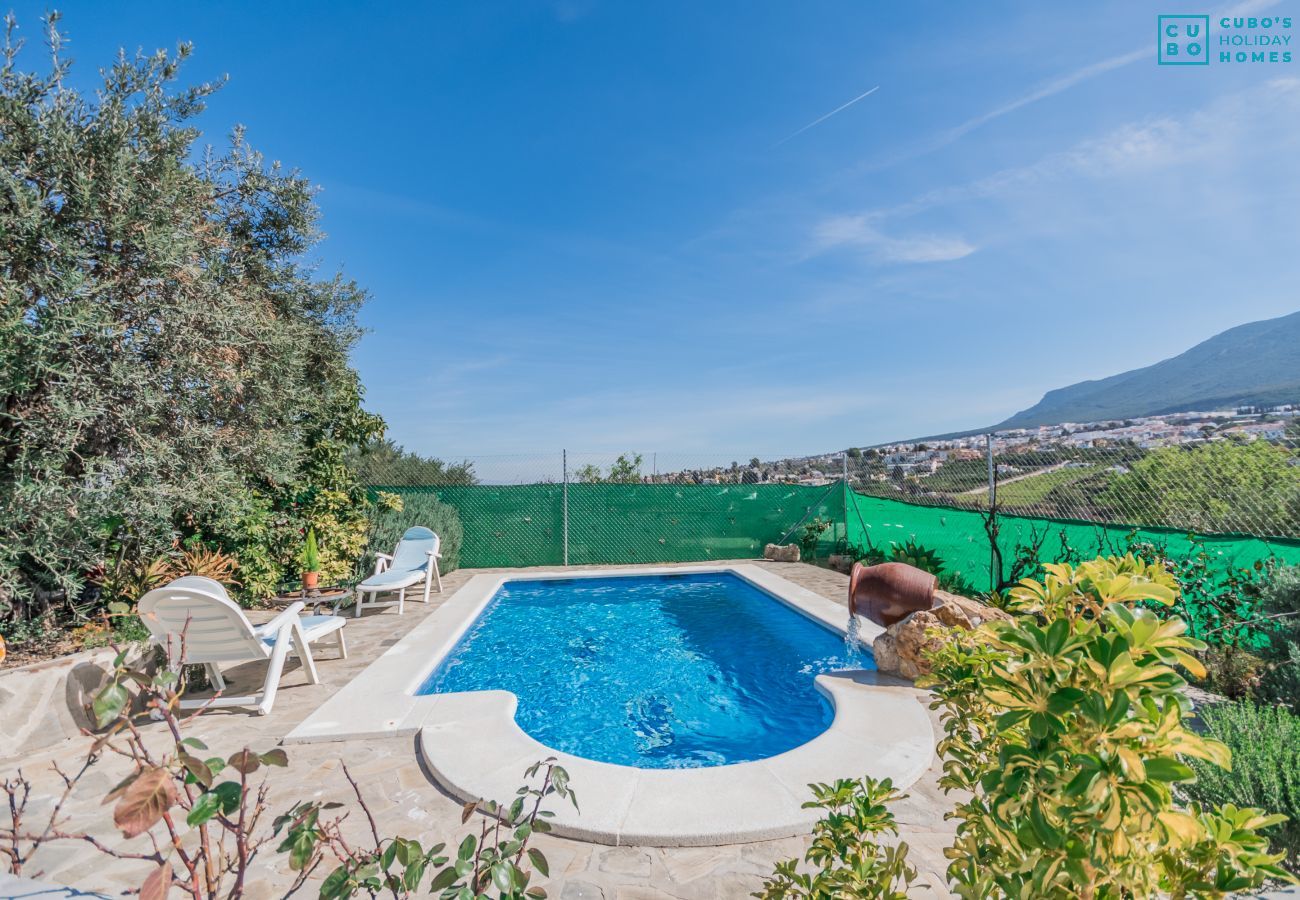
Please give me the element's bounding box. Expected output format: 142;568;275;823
935;589;1011;628
827;554;854;574
872;591;1011;681
763;543;800;562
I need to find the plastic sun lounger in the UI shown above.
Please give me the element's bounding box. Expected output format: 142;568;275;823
138;575;347;715
353;525;443;617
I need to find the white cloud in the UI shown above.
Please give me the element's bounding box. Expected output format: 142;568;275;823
814;215;976;263
810;76;1300;263
921;0;1282;153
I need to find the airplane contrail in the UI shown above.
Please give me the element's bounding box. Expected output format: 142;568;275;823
776;85;880;146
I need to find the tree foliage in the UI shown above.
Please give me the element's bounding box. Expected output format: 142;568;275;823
0;14;383;620
574;453;643;484
349;439;475;487
1101;441;1300;536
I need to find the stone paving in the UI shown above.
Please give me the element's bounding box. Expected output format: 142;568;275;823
0;561;957;898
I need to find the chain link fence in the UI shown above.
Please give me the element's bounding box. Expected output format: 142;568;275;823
359;415;1300;590
850;424;1300;540
845;419;1300;592
364;453;848;570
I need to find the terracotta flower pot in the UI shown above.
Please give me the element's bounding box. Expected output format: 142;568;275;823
302;571;320;592
848;561;936;628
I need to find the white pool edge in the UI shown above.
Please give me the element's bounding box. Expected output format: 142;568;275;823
285;563;935;846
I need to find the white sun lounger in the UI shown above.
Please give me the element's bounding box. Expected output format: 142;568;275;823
353;525;443;617
138;575;347;715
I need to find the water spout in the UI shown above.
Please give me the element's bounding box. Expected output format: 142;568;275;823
844;612;864;656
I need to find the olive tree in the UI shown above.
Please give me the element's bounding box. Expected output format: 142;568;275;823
0;13;381;623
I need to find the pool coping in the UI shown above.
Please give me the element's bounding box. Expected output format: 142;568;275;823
285;564;935;846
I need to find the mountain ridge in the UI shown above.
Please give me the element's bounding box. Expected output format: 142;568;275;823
893;311;1300;443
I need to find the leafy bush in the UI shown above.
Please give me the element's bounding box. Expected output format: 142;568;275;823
757;777;916;899
364;491;464;577
921;555;1294;898
1181;700;1300;868
1255;565;1300;705
1199;645;1266;700
887;539;945;575
799;517;832;560
848;540;980;597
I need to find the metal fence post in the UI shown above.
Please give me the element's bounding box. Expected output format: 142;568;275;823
562;449;569;566
841;452;849;549
986;433;997;591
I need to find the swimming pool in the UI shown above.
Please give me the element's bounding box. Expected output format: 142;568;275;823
415;571;871;768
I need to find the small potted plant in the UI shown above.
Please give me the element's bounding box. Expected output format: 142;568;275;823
301;528;321;593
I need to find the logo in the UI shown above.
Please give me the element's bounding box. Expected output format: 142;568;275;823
1159;15;1210;64
1158;14;1294;65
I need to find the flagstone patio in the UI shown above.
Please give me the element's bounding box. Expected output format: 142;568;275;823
0;561;958;899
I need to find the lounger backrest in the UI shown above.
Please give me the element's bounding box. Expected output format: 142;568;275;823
138;576;266;664
391;526;439;573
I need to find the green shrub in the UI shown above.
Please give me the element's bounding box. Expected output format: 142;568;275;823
849;539;980;597
1257;566;1300;706
757;777;916;899
302;529;321;573
887;538;945;575
799;517;832;559
1182;700;1300;867
921;555;1294;898
1199;645;1266;700
363;491;464;577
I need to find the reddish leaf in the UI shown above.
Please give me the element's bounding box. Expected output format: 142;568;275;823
102;769;142;805
226;749;261;775
259;748;288;767
113;767;177;838
140;863;172;900
179;751;213;788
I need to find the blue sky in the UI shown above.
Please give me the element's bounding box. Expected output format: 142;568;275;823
17;1;1300;462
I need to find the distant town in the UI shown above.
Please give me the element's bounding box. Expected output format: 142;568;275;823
649;405;1299;491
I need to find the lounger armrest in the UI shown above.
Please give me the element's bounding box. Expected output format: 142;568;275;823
373;553;393;576
254;601;305;640
426;549;442;560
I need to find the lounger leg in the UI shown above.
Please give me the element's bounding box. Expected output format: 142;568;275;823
434;558;443;593
398;586;405;615
204;663;227;692
423;571;432;604
291;620;320;685
336;628;348;659
354;591;365;618
257;633;292;716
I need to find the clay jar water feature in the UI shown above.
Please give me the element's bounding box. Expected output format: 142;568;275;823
848;561;937;628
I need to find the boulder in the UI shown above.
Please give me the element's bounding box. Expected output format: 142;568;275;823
827;554;854;574
871;590;1012;681
763;543;800;562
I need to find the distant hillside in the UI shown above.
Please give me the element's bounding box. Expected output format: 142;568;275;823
992;311;1300;429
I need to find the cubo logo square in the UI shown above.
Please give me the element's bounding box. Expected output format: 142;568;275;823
1159;15;1210;64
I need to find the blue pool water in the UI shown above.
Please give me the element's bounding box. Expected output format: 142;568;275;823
416;572;871;769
